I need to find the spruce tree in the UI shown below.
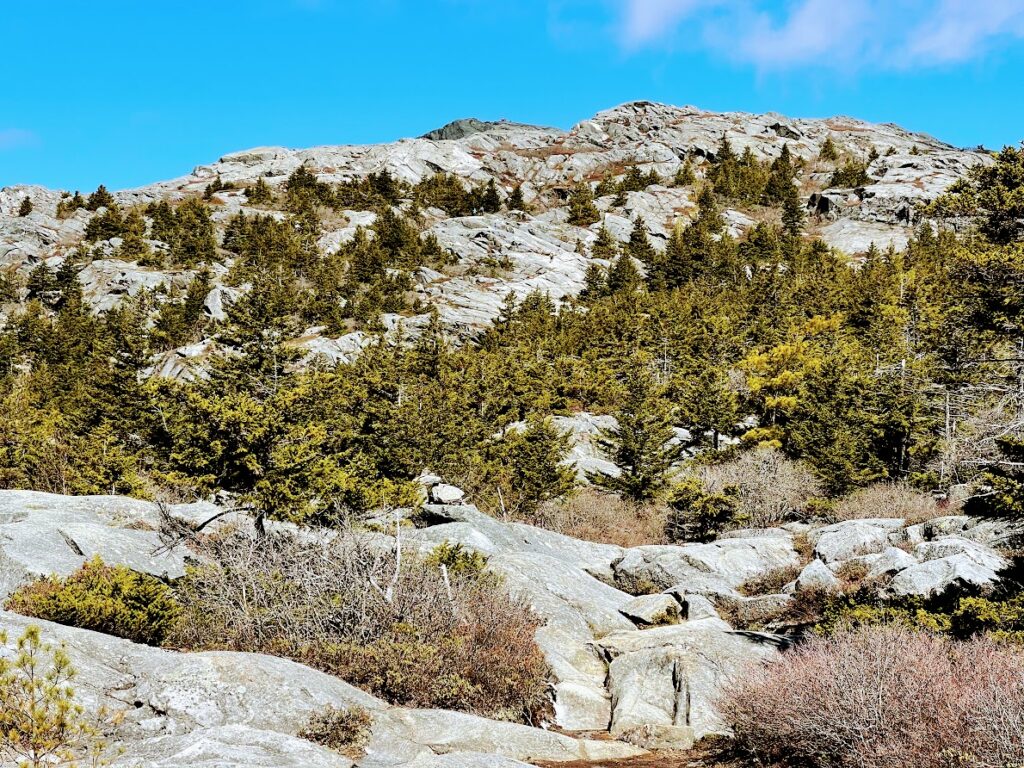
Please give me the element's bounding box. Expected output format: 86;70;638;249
86;184;115;211
588;357;682;501
819;136;839;161
673;159;696;187
246;176;273;205
480;179;501;213
17;197;32;217
567;182;600;226
606;253;642;294
507;184;526;211
626;216;656;264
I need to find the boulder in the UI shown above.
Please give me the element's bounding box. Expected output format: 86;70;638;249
796;559;841;591
595;619;783;741
809;519;904;564
430;484;466;504
619;594;682;626
614;535;799;592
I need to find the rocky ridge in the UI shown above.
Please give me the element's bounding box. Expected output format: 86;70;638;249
0;102;989;379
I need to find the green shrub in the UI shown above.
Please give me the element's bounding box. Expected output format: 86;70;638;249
665;476;741;542
425;541;488;577
829;160;873;188
298;705;373;756
5;556;180;645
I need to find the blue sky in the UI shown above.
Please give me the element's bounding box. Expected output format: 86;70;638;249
3;0;1023;191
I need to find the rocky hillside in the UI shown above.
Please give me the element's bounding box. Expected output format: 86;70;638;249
2;481;1017;766
0;102;988;379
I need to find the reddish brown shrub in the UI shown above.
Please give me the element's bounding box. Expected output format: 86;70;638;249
719;625;1024;768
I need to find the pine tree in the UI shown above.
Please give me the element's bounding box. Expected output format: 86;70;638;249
588;358;682;501
85;184;115;211
819;136;839;161
507;184;526;211
246;176;273;205
673;158;696;187
606;253;642;294
567;182;600;226
626;216;656;264
480;179;501;213
965;437;1024;519
580;263;608;300
781;181;806;241
17;197;32;217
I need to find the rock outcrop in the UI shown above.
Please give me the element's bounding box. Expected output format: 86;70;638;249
1;102;989;380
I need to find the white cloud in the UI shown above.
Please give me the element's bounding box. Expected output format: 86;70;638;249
0;129;38;151
616;0;1024;69
905;0;1024;64
620;0;718;47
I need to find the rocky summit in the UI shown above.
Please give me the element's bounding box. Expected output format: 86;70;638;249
0;102;988;380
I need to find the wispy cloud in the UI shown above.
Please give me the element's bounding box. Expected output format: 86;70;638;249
617;0;1024;69
0;128;38;151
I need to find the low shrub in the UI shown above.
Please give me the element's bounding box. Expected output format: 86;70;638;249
169;531;550;723
829;481;950;523
737;565;802;597
5;556;180;645
696;447;822;530
531;487;669;547
298;705;373;756
720;625;1024;768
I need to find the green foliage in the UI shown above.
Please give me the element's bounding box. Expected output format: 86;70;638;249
829;160;873;188
507;184;526;211
665;475;741;542
0;625;107;768
56;192;86;219
5;556;181;645
588;358;682;502
85;184;114;212
425;541;488;576
245;176;273;205
17;197;33;217
932;144;1024;244
470;415;575;517
819;136;839;161
566;182;600;226
965;436;1024;519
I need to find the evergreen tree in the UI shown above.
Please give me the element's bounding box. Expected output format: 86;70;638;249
85;184;115;211
965;437;1024;519
246;176;273;205
580;263;608;300
480;179;501;213
606;254;642;294
567;182;600;226
819;136;839;161
507;184;526;211
673;158;696;187
588;357;682;501
626;217;656;264
17;197;32;217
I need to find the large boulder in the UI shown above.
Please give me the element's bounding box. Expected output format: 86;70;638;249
595;619;783;744
808;519;904;564
613;535;799;592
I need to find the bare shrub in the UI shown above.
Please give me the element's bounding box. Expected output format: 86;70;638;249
720;625;1024;768
531;487;668;546
830;481;952;523
737;565;802;597
169;530;550;723
697;447;821;529
298;705;373;757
